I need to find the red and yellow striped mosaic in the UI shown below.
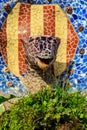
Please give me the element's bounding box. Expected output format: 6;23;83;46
0;3;79;76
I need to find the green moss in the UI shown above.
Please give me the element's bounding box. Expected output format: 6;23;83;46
0;85;87;130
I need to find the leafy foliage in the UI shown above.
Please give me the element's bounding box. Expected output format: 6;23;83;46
0;85;87;130
0;95;15;104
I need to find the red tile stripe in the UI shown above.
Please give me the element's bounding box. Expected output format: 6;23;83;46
67;19;79;64
18;3;31;74
43;5;55;36
0;20;8;64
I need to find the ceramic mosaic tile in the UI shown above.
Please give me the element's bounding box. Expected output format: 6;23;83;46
0;0;87;96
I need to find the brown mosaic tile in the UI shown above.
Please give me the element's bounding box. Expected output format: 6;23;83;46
4;3;11;11
0;28;3;32
47;0;52;2
79;48;85;54
2;67;10;73
66;6;73;14
68;68;74;74
6;81;13;87
78;26;84;32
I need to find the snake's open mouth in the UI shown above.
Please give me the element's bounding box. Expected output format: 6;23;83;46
35;57;54;70
38;57;53;64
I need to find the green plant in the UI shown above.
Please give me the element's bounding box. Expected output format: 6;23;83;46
0;95;15;104
0;84;87;130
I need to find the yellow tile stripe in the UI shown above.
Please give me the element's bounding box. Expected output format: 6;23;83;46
54;5;67;76
30;5;44;36
6;3;20;76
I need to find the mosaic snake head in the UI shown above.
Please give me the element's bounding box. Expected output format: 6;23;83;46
22;36;60;70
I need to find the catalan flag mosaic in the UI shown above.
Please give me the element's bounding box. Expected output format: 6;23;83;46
0;0;87;96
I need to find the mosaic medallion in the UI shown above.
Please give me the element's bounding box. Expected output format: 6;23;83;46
0;3;79;77
0;0;87;95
